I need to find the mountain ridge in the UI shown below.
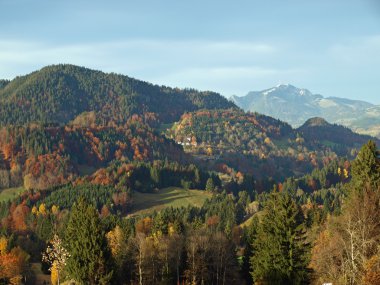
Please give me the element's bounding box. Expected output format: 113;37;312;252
231;84;380;138
0;64;237;126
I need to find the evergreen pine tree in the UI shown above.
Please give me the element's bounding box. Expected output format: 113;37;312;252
205;177;215;192
350;140;380;191
64;198;113;284
250;192;310;285
150;166;160;186
242;216;259;285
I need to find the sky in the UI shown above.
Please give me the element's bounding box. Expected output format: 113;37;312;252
0;0;380;104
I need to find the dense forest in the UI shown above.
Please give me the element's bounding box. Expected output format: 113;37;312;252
0;65;379;285
167;109;377;181
1;141;379;284
0;65;236;126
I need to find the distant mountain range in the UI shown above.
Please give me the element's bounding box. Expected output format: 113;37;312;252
230;84;380;138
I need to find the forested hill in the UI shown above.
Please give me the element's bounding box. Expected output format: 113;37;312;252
0;64;236;126
297;117;380;153
0;79;9;89
167;109;379;180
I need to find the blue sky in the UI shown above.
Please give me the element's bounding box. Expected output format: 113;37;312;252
1;0;380;103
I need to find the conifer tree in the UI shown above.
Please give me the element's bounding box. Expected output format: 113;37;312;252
250;192;310;285
64;198;113;284
205;177;215;192
350;140;380;191
311;141;380;284
242;216;259;285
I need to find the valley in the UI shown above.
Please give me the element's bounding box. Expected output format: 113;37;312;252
0;65;379;285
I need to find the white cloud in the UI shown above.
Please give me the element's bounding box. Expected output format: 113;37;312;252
0;39;277;67
0;39;282;95
150;66;306;96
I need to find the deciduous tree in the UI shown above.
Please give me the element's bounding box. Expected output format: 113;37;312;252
42;234;70;285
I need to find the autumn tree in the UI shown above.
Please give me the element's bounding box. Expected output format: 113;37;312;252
185;228;240;284
311;226;346;283
185;229;211;285
0;236;7;255
311;141;380;284
106;225;129;282
362;254;380;285
133;233;152;285
209;231;240;284
0;244;30;284
11;202;29;232
106;225;125;258
42;234;70;285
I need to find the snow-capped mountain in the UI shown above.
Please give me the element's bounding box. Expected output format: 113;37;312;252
231;84;380;138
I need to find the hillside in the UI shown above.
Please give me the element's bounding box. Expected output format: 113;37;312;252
0;118;189;191
130;187;212;216
231;84;380;138
297;117;379;155
0;64;236;126
1;66;378;191
0;79;9;89
167;109;378;181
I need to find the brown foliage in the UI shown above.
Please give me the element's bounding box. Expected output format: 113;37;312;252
311;187;380;284
0;252;21;279
24;153;73;190
206;215;220;228
11;203;30;232
136;217;153;235
362;255;380;285
100;205;110;218
0;246;29;281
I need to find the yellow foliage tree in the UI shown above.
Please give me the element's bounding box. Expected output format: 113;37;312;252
106;225;124;257
42;234;70;285
51;261;59;285
9;275;22;285
0;236;7;255
264;137;272;145
51;205;59;215
31;206;38;215
38;203;47;216
168;224;176;236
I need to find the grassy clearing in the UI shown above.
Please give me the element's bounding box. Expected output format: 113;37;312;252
77;164;97;176
240;202;262;228
0;186;25;202
272;137;292;150
157;122;174;134
240;215;255;228
130;187;211;216
321;140;340;148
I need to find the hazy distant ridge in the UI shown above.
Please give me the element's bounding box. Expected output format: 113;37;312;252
231;84;380;138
